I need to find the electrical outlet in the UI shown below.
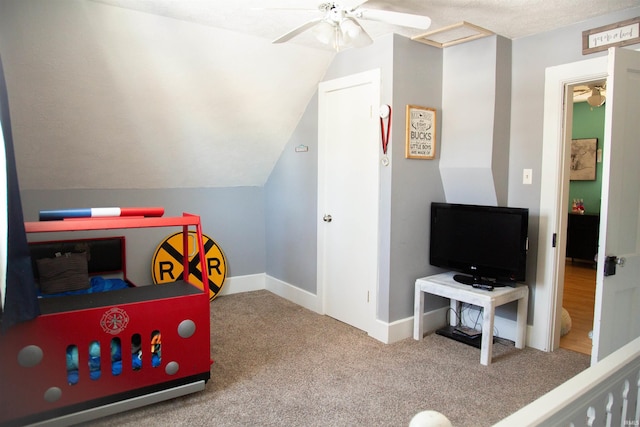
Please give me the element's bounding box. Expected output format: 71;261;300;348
523;169;532;185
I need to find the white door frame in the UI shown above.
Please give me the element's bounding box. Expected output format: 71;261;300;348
531;55;607;352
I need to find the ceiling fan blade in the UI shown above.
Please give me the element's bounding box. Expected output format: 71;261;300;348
253;7;316;12
272;18;324;44
343;0;370;10
354;9;431;30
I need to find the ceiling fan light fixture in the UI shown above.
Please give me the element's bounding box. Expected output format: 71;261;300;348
340;18;361;41
312;17;371;51
312;20;337;45
587;88;606;107
272;1;430;51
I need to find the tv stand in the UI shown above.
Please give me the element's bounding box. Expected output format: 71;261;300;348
414;272;529;365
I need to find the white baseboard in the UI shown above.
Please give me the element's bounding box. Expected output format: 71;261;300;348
372;305;523;344
217;273;266;296
370;306;448;344
265;275;320;313
526;325;546;351
217;275;521;346
218;273;321;313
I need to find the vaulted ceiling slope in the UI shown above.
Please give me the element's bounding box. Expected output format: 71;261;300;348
0;0;637;189
0;0;333;189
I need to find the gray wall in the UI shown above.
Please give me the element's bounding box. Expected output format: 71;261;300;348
265;34;396;315
439;35;512;206
264;95;319;294
0;0;332;190
508;6;640;318
492;35;513;207
21;187;265;285
264;6;640;327
264;34;449;323
388;35;446;322
14;5;640;330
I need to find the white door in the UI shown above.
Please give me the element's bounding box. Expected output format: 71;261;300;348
591;47;640;364
317;69;380;333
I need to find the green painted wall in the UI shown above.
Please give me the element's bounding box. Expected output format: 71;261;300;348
569;101;605;215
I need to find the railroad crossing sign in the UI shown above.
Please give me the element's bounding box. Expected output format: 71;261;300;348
151;231;227;300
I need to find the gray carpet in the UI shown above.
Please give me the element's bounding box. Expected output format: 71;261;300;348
89;290;589;427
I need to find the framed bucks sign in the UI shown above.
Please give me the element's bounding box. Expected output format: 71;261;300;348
406;105;437;159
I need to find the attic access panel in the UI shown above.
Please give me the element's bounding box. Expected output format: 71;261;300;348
412;21;493;48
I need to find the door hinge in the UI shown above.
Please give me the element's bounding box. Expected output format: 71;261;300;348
367;291;370;303
552;233;557;248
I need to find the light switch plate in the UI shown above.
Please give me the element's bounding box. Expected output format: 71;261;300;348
523;169;532;185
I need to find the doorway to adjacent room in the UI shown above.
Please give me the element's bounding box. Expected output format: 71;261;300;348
559;86;605;356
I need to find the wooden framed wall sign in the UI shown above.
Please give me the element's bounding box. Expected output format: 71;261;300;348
582;17;640;55
406;105;436;159
570;138;598;181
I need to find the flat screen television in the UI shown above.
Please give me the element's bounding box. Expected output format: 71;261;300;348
429;202;529;289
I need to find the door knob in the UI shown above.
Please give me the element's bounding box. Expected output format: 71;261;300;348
604;255;626;276
323;214;332;223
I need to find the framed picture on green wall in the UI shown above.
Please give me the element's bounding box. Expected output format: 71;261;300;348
570;138;598;181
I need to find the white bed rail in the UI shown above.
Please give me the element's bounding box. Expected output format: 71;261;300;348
494;336;640;427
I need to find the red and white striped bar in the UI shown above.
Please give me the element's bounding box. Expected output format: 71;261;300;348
39;207;165;221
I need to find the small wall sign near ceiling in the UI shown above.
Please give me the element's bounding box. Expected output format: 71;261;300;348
582;16;640;55
405;105;436;160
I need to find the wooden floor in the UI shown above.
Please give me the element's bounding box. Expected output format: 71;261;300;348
560;260;597;355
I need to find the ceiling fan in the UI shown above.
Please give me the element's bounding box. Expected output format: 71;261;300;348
573;82;606;107
271;1;432;51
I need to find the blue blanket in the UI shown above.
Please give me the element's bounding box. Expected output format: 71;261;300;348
39;276;130;298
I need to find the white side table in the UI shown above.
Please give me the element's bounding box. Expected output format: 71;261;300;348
414;272;529;365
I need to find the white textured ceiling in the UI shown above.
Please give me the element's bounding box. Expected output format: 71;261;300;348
93;0;640;44
2;0;639;190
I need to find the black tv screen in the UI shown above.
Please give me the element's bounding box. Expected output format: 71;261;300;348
430;202;529;287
